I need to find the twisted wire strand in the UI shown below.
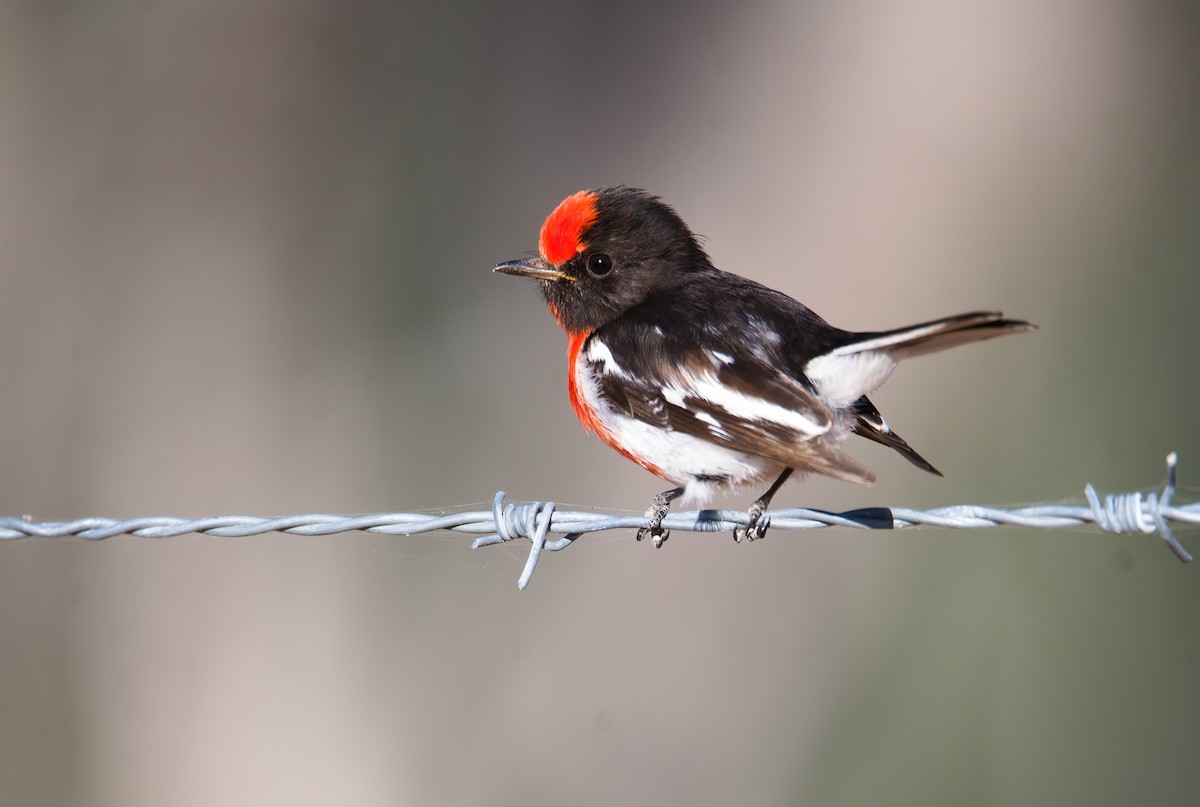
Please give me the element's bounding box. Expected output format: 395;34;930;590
1;454;1193;589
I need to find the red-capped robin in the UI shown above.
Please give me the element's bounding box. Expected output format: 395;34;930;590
495;187;1033;545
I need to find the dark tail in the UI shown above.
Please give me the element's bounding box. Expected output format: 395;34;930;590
841;311;1035;361
851;397;942;476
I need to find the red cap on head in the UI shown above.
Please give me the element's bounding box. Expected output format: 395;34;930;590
539;190;599;267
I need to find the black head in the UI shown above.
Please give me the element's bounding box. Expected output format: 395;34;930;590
494;187;711;333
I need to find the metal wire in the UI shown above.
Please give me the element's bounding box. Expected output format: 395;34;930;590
1;454;1194;589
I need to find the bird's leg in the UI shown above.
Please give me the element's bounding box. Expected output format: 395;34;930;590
636;486;685;549
735;468;794;543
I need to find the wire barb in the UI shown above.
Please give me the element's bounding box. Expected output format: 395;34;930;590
471;493;577;589
1;454;1195;588
1084;452;1190;563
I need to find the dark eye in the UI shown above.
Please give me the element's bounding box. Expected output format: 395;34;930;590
586;253;613;277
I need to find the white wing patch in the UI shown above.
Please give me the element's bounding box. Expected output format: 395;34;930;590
805;351;896;405
663;367;829;436
706;349;734;366
586;339;626;377
661;386;686;407
572;351;779;502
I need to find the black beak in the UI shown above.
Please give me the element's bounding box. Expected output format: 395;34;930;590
493;257;571;282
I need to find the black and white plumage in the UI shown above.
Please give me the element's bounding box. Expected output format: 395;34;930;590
577;275;1026;502
494;187;1034;544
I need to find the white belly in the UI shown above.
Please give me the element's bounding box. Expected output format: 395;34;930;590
574;356;783;504
606;411;783;503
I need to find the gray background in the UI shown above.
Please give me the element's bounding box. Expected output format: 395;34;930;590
1;2;1198;805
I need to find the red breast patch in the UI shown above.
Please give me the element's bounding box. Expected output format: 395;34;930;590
539;190;598;267
566;330;667;479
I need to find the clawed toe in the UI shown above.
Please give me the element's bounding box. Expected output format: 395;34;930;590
733;516;769;543
636;525;670;548
637;486;684;549
732;468;791;543
637;504;670;548
733;504;770;543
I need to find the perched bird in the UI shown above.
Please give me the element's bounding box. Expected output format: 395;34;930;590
495;187;1033;545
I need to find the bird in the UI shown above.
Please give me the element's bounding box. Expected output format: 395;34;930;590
494;186;1033;546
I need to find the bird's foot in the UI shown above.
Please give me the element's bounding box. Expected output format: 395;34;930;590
733;468;791;542
733;501;770;543
636;487;683;549
636;504;670;548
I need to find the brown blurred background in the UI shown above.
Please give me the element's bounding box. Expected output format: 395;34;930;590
1;2;1198;805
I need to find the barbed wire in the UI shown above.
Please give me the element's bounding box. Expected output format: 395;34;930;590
1;453;1194;589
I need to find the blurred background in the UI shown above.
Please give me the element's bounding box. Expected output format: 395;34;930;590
1;1;1198;805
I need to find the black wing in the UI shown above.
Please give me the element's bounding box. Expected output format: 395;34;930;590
590;280;877;484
